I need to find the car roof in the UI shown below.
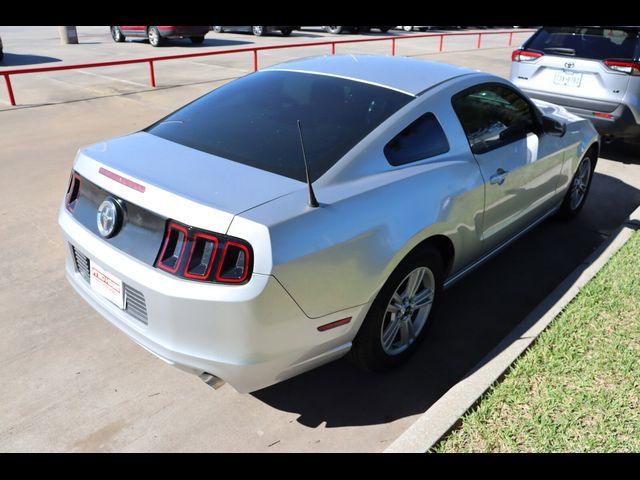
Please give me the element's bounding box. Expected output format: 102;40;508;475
263;54;477;96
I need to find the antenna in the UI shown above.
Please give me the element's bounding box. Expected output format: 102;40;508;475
297;120;319;208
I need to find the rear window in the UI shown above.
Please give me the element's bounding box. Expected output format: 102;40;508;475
146;70;412;182
525;26;639;60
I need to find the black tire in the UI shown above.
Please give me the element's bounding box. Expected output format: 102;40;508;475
281;28;293;36
558;151;596;220
325;26;343;35
190;36;205;44
252;26;265;37
148;26;164;47
212;26;223;33
348;245;445;373
110;26;125;43
378;27;391;33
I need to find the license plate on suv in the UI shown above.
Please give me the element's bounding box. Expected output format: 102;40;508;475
553;70;582;87
90;262;124;309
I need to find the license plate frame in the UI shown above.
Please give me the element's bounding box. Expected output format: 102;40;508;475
90;261;125;310
553;70;583;88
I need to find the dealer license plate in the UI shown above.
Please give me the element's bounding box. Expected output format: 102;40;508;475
90;262;124;309
553;70;582;87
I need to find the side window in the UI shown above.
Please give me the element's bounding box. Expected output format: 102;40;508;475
384;112;450;166
452;84;538;155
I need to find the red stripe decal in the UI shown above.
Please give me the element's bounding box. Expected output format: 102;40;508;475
99;167;146;193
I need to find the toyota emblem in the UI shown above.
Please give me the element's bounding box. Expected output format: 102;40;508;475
97;197;124;238
564;62;575;69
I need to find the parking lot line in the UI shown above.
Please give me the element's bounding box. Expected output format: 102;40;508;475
77;70;148;88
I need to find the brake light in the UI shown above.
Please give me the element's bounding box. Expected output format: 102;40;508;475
512;49;543;62
604;59;640;76
65;173;81;212
593;112;614;119
155;221;252;284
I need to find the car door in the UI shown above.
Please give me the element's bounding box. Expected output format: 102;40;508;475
452;83;547;253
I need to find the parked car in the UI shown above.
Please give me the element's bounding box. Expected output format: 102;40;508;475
110;26;210;47
59;55;598;393
322;26;394;34
511;26;640;144
397;26;433;32
212;26;298;37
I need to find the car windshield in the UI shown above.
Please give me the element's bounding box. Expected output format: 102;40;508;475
525;26;639;60
146;70;413;182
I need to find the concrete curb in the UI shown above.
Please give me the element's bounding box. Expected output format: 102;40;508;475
385;204;640;453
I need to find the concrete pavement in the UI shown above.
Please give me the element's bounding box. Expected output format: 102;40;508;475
1;27;639;452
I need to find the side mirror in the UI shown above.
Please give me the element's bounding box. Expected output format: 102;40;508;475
542;115;566;137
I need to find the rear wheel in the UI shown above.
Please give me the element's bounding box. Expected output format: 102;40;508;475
326;26;343;34
559;152;595;219
111;26;125;42
190;36;205;44
148;27;164;47
252;26;265;36
348;246;444;372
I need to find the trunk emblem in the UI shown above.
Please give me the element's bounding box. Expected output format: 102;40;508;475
97;197;124;238
564;62;575;69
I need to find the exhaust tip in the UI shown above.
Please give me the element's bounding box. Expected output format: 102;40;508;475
199;372;225;390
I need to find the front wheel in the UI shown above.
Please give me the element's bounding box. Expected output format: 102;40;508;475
325;26;343;34
190;36;205;44
252;26;265;36
148;26;164;47
348;246;444;372
111;26;125;42
558;153;595;219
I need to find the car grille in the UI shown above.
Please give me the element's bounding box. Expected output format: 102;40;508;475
71;245;148;325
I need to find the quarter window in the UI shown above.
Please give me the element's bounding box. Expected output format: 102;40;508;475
384;113;450;166
452;84;537;155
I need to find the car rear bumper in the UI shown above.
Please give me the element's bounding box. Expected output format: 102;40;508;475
59;205;362;393
158;27;209;38
521;88;640;140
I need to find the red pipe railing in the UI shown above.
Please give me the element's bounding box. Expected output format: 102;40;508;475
0;29;535;107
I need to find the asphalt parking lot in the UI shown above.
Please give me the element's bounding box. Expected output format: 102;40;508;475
1;26;639;452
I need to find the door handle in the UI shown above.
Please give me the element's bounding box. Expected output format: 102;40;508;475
490;168;509;186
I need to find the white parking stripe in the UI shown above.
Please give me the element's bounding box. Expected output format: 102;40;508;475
77;70;148;87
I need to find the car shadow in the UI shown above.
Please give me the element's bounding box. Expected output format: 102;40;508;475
0;53;62;67
124;38;254;48
600;140;640;165
252;169;640;428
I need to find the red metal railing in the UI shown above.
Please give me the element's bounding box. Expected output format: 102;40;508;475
0;29;535;107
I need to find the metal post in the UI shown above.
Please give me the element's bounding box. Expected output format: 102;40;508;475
58;26;78;44
148;61;156;87
253;50;258;72
331;42;335;55
4;74;16;106
391;38;396;56
508;31;513;47
477;33;482;49
439;34;444;52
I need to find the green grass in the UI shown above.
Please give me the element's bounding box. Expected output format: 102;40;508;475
435;232;640;452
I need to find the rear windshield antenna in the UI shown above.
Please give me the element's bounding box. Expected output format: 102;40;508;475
297;120;319;208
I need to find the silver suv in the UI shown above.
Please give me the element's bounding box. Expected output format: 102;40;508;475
510;26;640;144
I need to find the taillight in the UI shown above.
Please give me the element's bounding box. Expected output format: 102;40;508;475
155;221;252;284
65;172;81;212
512;49;543;62
604;59;640;76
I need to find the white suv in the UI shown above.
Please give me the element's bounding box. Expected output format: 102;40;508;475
510;26;640;144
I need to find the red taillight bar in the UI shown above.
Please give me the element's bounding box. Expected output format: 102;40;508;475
512;49;543;62
65;173;81;212
604;59;640;76
156;223;189;274
183;232;219;280
215;241;250;284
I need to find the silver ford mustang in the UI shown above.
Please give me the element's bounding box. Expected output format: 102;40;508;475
59;55;599;393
